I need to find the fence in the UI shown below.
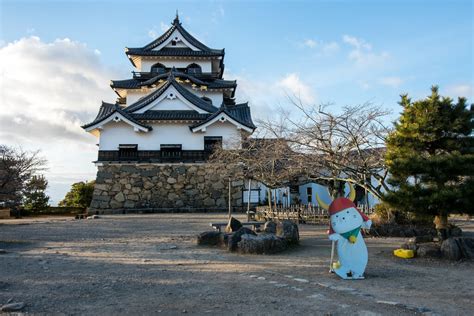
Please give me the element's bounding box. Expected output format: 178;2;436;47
255;204;375;225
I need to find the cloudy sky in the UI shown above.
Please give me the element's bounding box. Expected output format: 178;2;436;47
0;0;472;204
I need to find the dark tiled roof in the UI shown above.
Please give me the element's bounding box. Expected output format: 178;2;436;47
126;48;223;57
190;103;256;131
123;72;219;114
111;71;236;90
81;102;152;131
126;16;224;57
131;110;211;121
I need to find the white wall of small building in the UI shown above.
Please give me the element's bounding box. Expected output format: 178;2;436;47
98;121;241;151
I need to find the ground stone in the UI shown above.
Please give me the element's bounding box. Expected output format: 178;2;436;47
263;221;277;234
441;238;462;261
114;192;125;202
197;231;223;246
416;243;441;258
225;217;243;233
276;220;299;245
1;302;25;312
228;227;256;251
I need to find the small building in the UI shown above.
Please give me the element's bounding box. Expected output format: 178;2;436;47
83;14;256;213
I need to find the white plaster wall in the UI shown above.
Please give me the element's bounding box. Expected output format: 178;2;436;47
99;121;241;151
183;87;223;105
141;59;212;73
152;29;199;51
126;89;154;106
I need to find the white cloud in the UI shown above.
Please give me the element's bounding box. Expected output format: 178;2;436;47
445;84;473;98
322;41;340;54
379;76;403;88
160;21;169;32
303;39;317;48
0;36;119;203
277;73;316;104
342;34;389;67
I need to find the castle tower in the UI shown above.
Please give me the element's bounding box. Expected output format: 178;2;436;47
83;14;255;213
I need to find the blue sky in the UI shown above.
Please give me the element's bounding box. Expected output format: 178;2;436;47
0;0;472;204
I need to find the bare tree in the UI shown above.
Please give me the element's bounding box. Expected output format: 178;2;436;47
259;98;392;200
0;145;47;208
210;135;303;210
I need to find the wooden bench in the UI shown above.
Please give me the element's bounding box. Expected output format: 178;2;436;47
210;221;265;232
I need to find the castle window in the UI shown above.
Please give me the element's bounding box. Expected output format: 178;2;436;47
204;136;222;152
171;40;177;46
118;144;138;160
186;63;202;75
151;63;166;74
160;144;182;159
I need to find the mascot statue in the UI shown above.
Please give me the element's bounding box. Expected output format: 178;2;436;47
317;185;372;280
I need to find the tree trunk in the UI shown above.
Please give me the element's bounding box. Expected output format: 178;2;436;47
434;212;449;240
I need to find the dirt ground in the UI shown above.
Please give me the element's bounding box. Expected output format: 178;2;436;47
0;214;473;315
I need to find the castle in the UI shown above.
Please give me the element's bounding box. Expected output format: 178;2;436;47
83;14;255;213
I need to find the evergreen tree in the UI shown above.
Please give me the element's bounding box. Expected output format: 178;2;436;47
59;181;95;208
385;86;474;237
23;175;50;212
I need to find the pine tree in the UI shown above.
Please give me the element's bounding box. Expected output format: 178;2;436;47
23;175;50;212
385;86;474;237
59;181;95;208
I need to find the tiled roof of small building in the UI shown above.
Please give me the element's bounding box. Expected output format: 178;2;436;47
126;48;224;57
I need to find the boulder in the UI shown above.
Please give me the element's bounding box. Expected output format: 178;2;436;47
225;217;243;233
441;238;462;261
408;235;433;244
228;227;256;251
197;231;223;246
263;221;277;234
457;237;474;259
238;234;288;254
1;302;25;312
416;243;441;258
276;220;299;245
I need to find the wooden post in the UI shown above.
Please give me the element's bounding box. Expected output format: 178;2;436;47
247;179;252;222
228;177;231;220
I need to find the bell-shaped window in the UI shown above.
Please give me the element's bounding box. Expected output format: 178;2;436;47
186;63;202;75
151;63;166;74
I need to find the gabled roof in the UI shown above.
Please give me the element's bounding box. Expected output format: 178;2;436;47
111;71;236;90
125;15;224;61
123;71;219;114
81;102;152;132
190;103;256;133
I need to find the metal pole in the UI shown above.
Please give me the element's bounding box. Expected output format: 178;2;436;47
228;177;231;220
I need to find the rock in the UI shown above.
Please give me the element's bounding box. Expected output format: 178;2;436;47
167;177;177;184
1;302;25;312
276;220;299;245
449;226;463;237
263;221;277;234
416;243;441;258
457;237;474;259
0;249;6;254
227;227;256;251
114;192;125;202
197;231;223;246
408;235;433;244
238;234;287;254
441;238;462;261
401;242;417;252
87;215;100;219
225;217;243;233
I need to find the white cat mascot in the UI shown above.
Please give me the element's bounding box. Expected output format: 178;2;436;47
328;197;372;280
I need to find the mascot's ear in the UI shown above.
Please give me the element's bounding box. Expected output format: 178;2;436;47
358;209;370;221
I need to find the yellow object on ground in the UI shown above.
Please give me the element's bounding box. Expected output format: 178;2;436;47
393;248;415;259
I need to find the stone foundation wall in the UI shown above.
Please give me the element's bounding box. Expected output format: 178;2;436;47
89;163;244;214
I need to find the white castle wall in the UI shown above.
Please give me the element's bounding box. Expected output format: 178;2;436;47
125;87;223;107
98;121;241;151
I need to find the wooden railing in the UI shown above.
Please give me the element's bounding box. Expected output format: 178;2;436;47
256;204;374;225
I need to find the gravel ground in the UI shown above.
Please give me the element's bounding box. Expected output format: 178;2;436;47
0;214;473;315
